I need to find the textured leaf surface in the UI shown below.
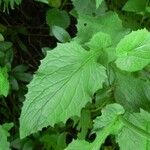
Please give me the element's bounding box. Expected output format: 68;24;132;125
116;29;150;72
86;32;112;50
20;41;107;138
0;123;13;150
93;103;125;131
117;110;150;150
0;67;9;97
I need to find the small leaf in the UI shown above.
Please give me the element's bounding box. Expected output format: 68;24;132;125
86;32;112;50
0;67;9;97
46;8;70;29
51;26;71;43
93;103;125;131
0;33;4;41
115;29;150;72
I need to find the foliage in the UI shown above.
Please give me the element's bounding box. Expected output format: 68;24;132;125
0;0;22;12
0;0;150;150
0;123;13;150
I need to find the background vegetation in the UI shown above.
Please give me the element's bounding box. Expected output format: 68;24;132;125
0;0;150;149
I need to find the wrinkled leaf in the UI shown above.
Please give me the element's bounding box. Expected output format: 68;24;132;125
20;40;108;138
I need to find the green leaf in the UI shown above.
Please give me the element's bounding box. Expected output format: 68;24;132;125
115;29;150;72
123;0;147;13
67;104;125;150
93;103;125;132
71;0;96;15
96;0;103;9
76;12;128;44
66;140;95;150
86;32;111;50
0;33;4;41
77;109;93;139
114;70;150;112
0;123;13;150
117;109;150;150
48;0;61;8
51;26;71;43
0;0;22;12
46;8;70;29
20;41;107;138
34;0;49;4
0;67;9;97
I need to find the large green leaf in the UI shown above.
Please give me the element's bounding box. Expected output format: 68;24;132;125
115;29;150;72
0;67;9;97
117;109;150;150
0;123;13;150
20;39;108;138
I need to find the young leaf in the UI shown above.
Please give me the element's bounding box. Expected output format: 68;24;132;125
86;32;112;50
20;41;107;138
117;109;150;150
0;33;4;41
93;103;125;132
115;29;150;72
0;123;13;150
46;8;70;29
51;26;71;43
0;67;9;97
